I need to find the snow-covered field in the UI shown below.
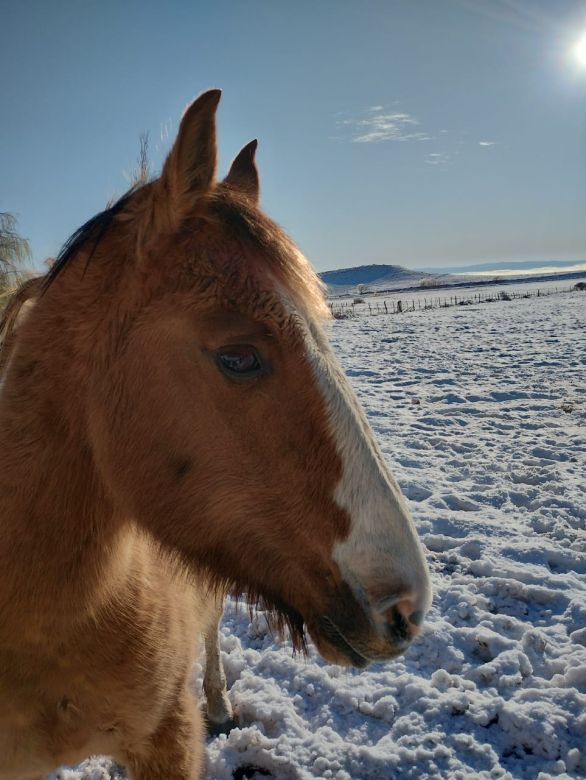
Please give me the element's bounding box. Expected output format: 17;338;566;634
54;291;585;780
331;278;580;313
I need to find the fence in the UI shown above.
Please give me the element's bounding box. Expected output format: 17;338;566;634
329;285;577;319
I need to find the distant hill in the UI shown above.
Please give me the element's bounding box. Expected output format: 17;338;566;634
319;263;459;295
321;264;412;286
320;260;586;297
320;264;433;293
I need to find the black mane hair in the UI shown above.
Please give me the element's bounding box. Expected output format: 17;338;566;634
43;188;138;292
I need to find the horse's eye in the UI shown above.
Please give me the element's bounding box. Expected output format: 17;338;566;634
215;346;265;380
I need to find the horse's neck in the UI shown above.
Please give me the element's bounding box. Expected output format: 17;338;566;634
0;335;128;641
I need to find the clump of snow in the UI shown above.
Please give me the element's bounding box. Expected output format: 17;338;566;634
52;292;585;779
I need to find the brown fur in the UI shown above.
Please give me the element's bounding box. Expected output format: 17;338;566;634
0;92;360;778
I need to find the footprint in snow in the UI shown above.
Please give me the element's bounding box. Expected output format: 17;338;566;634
442;494;481;512
401;483;433;502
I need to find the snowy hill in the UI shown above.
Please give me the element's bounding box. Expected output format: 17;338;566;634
320;264;421;287
319;264;443;295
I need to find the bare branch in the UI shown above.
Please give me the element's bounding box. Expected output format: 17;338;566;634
0;212;32;294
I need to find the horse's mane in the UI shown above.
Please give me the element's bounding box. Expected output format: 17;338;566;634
0;275;44;374
43;188;138;291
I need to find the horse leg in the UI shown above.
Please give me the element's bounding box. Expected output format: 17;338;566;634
202;599;235;734
124;690;203;780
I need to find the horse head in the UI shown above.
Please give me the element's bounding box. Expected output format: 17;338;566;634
41;90;431;667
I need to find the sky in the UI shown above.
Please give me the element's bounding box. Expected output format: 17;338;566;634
2;0;586;273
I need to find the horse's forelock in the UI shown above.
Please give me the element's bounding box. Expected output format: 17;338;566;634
208;190;330;324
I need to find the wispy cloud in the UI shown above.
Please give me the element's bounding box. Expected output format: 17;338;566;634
424;152;449;168
335;106;432;144
479;140;496;147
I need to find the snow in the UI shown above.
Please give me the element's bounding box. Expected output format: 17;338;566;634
51;291;585;780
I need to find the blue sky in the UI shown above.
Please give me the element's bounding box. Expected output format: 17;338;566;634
2;0;586;272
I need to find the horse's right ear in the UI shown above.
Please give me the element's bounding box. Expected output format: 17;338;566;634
159;89;221;221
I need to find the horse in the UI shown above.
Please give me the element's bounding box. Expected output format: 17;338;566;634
0;89;431;779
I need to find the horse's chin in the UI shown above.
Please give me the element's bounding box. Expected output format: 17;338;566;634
307;616;406;669
307;617;372;668
310;633;370;668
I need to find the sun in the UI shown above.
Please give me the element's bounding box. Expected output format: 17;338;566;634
573;31;586;67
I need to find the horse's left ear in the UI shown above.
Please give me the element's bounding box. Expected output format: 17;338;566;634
159;89;221;220
223;140;260;204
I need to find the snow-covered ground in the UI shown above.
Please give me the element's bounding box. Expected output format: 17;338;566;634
331;278;579;312
54;291;585;780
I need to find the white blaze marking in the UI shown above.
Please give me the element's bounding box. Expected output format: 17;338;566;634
305;322;432;617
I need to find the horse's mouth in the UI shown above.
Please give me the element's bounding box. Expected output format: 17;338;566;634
313;615;372;669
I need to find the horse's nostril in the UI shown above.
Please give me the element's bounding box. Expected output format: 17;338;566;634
408;610;424;627
384;605;411;644
382;599;427;643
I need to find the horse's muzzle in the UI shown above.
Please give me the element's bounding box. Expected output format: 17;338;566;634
308;580;425;668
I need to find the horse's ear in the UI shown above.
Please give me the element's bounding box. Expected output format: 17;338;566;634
160;89;221;217
223;140;260;204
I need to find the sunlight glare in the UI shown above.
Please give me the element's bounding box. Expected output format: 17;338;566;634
573;31;586;67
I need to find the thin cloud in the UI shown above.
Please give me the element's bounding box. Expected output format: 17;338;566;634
424;152;449;167
479;140;496;146
336;106;432;144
